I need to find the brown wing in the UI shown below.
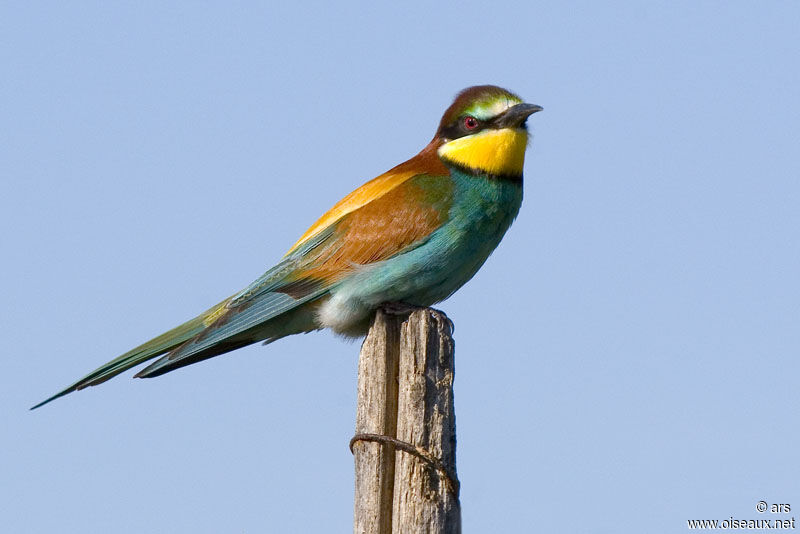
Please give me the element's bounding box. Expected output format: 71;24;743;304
284;172;454;289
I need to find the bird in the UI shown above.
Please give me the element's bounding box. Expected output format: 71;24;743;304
32;85;542;410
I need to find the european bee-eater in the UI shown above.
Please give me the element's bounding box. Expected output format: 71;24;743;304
32;85;542;409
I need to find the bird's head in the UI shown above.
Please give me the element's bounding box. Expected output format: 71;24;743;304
435;85;542;179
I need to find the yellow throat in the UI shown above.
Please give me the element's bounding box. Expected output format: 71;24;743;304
437;128;529;177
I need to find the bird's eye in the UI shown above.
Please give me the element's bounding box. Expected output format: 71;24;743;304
463;116;479;130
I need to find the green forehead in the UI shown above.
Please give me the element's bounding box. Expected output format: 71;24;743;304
461;94;523;120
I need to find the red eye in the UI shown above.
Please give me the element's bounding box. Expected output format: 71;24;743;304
463;116;479;130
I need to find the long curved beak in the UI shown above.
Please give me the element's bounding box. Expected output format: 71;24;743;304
494;103;543;128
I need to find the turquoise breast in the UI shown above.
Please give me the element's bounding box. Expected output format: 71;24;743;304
344;168;523;307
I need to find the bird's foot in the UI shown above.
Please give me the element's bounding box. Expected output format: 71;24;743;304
380;301;422;316
378;302;454;333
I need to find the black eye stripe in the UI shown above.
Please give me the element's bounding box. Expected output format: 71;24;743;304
440;115;486;140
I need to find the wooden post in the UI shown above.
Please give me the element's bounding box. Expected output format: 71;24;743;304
352;308;461;534
353;309;402;533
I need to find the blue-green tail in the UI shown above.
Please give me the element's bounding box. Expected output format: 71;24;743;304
30;299;230;410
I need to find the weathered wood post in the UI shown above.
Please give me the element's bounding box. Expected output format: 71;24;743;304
352;308;461;534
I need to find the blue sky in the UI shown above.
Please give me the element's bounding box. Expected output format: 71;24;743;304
3;2;798;532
